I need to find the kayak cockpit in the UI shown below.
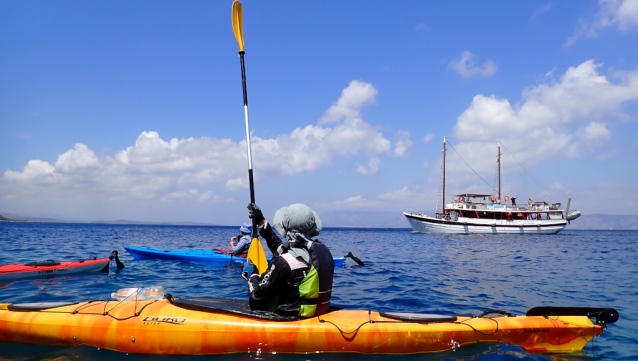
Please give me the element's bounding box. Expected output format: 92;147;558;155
172;297;300;321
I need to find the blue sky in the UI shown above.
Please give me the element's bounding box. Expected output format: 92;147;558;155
1;0;637;225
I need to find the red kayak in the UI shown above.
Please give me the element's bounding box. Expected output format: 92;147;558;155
0;251;124;281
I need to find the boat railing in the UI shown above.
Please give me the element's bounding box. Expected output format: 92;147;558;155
504;205;564;212
449;203;565;212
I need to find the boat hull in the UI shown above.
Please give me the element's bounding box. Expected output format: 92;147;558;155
404;213;567;234
0;299;602;355
0;259;110;281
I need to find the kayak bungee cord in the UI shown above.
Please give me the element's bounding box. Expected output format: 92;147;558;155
318;310;502;337
317;312;373;336
26;300;159;321
454;317;499;335
316;307;613;339
29;288;161;321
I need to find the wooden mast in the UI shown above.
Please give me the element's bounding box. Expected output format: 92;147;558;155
443;137;446;217
498;141;501;202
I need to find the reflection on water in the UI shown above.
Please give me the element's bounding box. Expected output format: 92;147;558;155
0;223;636;360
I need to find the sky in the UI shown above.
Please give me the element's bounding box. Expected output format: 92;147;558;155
1;0;637;226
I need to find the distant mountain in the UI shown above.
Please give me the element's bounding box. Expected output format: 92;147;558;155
0;213;68;223
0;213;217;226
567;214;638;230
0;214;13;221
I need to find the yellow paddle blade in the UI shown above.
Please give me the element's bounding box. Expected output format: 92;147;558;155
231;0;244;52
247;236;268;275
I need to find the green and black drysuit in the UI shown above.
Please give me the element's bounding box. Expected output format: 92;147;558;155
247;222;334;317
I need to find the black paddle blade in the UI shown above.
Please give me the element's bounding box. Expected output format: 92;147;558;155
110;250;125;269
527;307;619;325
345;252;365;266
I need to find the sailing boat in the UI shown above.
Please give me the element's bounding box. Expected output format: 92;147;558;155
403;137;581;234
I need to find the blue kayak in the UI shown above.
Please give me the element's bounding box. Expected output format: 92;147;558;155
123;245;347;267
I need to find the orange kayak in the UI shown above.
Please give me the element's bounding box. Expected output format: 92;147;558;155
0;298;617;355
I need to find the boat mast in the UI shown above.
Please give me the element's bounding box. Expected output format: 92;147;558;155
443;136;446;216
497;141;501;202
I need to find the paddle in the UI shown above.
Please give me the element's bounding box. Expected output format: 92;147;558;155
345;252;365;266
232;0;268;275
109;250;125;269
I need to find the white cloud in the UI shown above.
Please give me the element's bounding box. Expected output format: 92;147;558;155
447;51;498;79
198;191;217;202
616;0;638;29
566;0;638;46
393;131;413;157
1;80;409;209
326;185;435;212
355;165;367;175
319;80;378;124
225;177;249;190
4;160;55;183
530;3;554;20
378;186;412;201
579;121;612;142
333;195;366;206
448;59;638;181
198;191;211;201
55;144;100;173
356;157;381;175
423;133;434;143
566;181;638;213
162;191;193;201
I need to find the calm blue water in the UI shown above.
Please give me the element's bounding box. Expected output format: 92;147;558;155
0;223;636;360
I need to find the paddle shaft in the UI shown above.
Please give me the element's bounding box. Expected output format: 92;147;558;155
238;51;258;238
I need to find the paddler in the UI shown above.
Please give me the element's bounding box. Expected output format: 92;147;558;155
229;223;252;255
244;203;335;317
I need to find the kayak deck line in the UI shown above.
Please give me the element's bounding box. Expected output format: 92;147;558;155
0;298;615;355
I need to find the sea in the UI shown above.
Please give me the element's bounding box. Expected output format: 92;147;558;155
0;222;636;360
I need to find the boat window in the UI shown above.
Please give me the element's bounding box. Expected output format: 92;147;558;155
549;212;562;219
465;211;476;218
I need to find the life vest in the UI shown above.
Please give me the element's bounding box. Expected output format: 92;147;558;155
298;240;334;317
278;241;334;317
279;240;334;317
